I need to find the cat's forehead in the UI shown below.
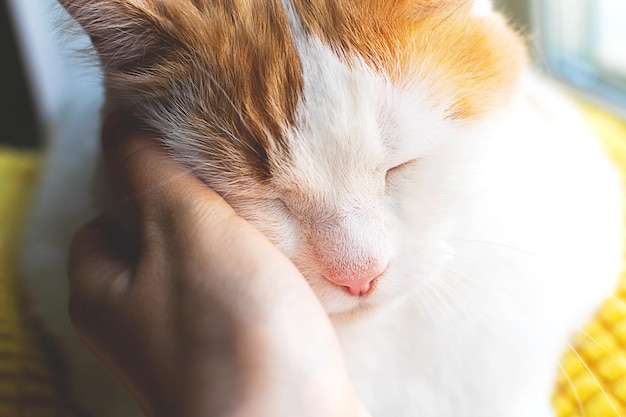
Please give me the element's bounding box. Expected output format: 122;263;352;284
200;0;523;184
269;42;457;207
272;52;386;194
63;0;524;184
286;0;524;118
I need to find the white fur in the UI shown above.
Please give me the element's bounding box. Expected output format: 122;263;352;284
240;33;623;415
22;3;623;417
472;0;494;16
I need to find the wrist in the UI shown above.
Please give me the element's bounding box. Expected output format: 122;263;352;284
230;324;365;417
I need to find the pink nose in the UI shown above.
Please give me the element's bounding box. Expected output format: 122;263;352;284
341;277;377;296
324;265;387;297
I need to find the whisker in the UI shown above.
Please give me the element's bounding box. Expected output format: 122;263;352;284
610;294;626;310
425;286;463;345
440;255;518;304
443;238;561;266
563;341;622;417
558;363;588;417
439;250;506;277
411;288;442;331
433;279;474;347
441;250;624;409
442;264;517;335
412;281;472;350
444;254;617;356
576;328;616;359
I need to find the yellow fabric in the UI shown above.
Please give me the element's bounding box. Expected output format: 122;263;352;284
0;103;625;417
0;148;74;416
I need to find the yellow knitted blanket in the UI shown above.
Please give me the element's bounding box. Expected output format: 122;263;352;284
1;104;625;416
0;148;75;416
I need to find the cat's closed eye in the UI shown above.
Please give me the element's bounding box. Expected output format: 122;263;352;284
385;159;418;181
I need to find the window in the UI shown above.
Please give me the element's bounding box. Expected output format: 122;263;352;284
537;0;626;108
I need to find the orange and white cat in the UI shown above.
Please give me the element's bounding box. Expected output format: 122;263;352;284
22;0;623;416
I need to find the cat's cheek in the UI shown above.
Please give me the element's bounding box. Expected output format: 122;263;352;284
256;215;302;260
224;198;301;257
383;187;458;297
224;199;358;311
401;241;454;291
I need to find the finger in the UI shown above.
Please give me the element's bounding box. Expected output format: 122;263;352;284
101;113;171;202
100;113;235;220
66;213;147;395
67;213;135;306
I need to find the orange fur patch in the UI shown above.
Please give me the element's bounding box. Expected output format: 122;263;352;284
290;0;526;118
61;0;303;180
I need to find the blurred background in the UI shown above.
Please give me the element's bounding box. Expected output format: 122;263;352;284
1;0;625;148
497;0;626;113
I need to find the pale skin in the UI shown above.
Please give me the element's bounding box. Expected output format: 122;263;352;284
68;116;372;417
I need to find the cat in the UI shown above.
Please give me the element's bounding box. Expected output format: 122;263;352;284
21;0;624;416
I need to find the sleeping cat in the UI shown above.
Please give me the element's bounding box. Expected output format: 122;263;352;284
21;0;624;416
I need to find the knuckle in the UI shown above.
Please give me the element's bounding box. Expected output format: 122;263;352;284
67;292;88;332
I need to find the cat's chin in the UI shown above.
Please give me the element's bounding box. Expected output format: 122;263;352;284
317;291;372;317
324;293;401;322
327;303;379;322
322;274;435;322
318;274;418;321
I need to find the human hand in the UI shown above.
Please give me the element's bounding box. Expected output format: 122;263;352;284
67;115;371;417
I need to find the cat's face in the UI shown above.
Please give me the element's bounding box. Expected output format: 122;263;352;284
63;0;525;317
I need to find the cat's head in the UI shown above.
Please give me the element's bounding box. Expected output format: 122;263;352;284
61;0;525;318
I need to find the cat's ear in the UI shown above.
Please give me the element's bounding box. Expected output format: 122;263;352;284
58;0;177;71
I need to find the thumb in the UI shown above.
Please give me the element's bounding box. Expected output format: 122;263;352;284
67;211;135;326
